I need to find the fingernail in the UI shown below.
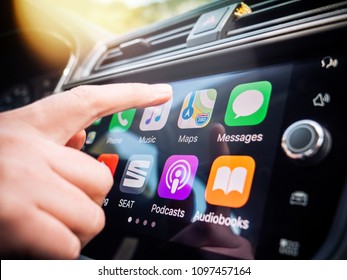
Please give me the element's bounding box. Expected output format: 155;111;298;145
151;84;173;95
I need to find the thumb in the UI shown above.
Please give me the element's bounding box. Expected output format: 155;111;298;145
16;83;172;145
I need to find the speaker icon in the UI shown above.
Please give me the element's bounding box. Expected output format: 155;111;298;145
321;56;338;69
313;93;331;107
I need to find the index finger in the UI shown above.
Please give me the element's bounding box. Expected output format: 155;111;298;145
23;83;172;144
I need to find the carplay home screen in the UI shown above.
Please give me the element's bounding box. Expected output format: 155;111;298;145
83;63;292;259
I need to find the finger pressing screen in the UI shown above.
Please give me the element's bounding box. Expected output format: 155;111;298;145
18;83;172;145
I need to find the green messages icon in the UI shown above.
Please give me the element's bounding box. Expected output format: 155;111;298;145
225;81;272;126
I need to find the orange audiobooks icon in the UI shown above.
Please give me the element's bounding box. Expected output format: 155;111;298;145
205;155;255;208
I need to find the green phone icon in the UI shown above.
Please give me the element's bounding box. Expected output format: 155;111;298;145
225;81;272;126
93;118;102;126
109;109;136;132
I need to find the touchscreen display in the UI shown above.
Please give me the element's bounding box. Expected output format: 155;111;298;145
83;63;293;259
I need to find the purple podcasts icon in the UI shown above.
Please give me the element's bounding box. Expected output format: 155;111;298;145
158;155;198;200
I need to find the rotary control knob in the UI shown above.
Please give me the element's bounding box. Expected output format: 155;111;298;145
281;120;332;164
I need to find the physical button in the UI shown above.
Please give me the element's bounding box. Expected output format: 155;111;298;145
281;120;331;164
192;7;229;35
186;3;252;47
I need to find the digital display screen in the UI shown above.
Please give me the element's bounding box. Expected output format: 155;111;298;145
83;63;293;259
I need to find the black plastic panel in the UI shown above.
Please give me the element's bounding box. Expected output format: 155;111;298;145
65;16;347;260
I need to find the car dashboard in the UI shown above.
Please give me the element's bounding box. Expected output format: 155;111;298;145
2;0;347;260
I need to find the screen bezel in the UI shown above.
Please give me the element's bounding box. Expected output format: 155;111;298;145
63;24;347;259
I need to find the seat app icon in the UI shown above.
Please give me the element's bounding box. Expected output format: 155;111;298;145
205;155;255;208
178;89;217;129
225;81;272;126
120;155;154;194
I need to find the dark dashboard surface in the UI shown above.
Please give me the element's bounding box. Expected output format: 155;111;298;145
0;1;71;112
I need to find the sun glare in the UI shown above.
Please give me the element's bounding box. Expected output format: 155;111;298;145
13;0;212;65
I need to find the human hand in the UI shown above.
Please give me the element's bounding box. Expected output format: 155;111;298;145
0;83;172;259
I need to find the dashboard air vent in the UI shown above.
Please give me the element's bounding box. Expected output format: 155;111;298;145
93;20;196;72
89;0;347;76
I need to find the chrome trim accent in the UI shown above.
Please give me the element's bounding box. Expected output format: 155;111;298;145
53;53;76;93
281;120;327;160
